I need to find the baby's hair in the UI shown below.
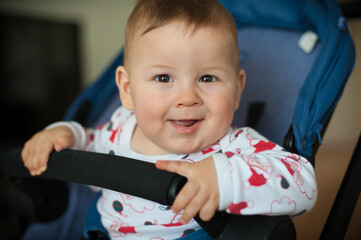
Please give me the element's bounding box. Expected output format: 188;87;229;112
124;0;238;66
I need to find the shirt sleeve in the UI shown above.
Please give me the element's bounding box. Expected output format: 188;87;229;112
213;127;317;217
45;106;132;152
45;121;88;149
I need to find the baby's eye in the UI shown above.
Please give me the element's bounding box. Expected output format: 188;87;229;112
199;75;216;83
155;74;173;83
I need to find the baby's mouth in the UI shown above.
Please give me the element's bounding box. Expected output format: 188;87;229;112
169;119;202;134
171;120;199;127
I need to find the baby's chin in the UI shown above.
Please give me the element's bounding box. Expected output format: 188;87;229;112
159;141;218;156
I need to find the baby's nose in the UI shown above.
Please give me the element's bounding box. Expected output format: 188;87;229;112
174;84;202;108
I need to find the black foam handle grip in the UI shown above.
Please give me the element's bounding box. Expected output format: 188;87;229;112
1;148;182;205
1;148;228;238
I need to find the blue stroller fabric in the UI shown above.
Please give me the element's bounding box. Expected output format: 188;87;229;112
222;0;355;157
20;0;352;239
83;192;110;239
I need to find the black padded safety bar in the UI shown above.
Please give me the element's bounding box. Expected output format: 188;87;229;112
1;148;180;205
0;148;225;238
1;148;297;239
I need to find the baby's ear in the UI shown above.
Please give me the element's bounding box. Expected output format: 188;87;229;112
116;66;134;110
234;69;246;110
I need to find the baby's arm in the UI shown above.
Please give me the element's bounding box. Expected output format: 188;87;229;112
156;128;317;223
21;107;132;176
214;128;317;217
21;125;75;176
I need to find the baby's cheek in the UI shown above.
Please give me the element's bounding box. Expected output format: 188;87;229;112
217;104;235;126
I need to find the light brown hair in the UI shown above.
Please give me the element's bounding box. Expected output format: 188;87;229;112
124;0;239;67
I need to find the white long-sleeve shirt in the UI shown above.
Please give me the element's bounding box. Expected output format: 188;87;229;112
59;106;317;239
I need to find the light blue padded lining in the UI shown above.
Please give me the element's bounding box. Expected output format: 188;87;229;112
233;26;320;145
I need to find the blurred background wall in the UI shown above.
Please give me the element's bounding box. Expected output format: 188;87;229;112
0;0;136;152
0;0;135;87
0;0;360;239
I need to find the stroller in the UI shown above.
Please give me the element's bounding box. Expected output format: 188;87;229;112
0;0;357;239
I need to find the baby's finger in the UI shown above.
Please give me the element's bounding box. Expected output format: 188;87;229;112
26;151;42;175
54;135;74;152
21;141;31;165
172;182;198;213
26;149;39;175
24;139;51;175
180;189;209;224
24;143;39;171
34;145;54;174
155;160;191;177
198;198;218;222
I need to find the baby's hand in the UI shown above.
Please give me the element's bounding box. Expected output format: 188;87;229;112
156;157;219;224
21;126;75;176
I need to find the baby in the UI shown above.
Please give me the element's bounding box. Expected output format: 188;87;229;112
21;0;317;239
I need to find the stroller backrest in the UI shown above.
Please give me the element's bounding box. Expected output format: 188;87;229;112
226;0;355;158
233;26;320;146
65;0;355;160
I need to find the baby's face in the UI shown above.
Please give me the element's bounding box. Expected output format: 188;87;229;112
118;20;245;155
